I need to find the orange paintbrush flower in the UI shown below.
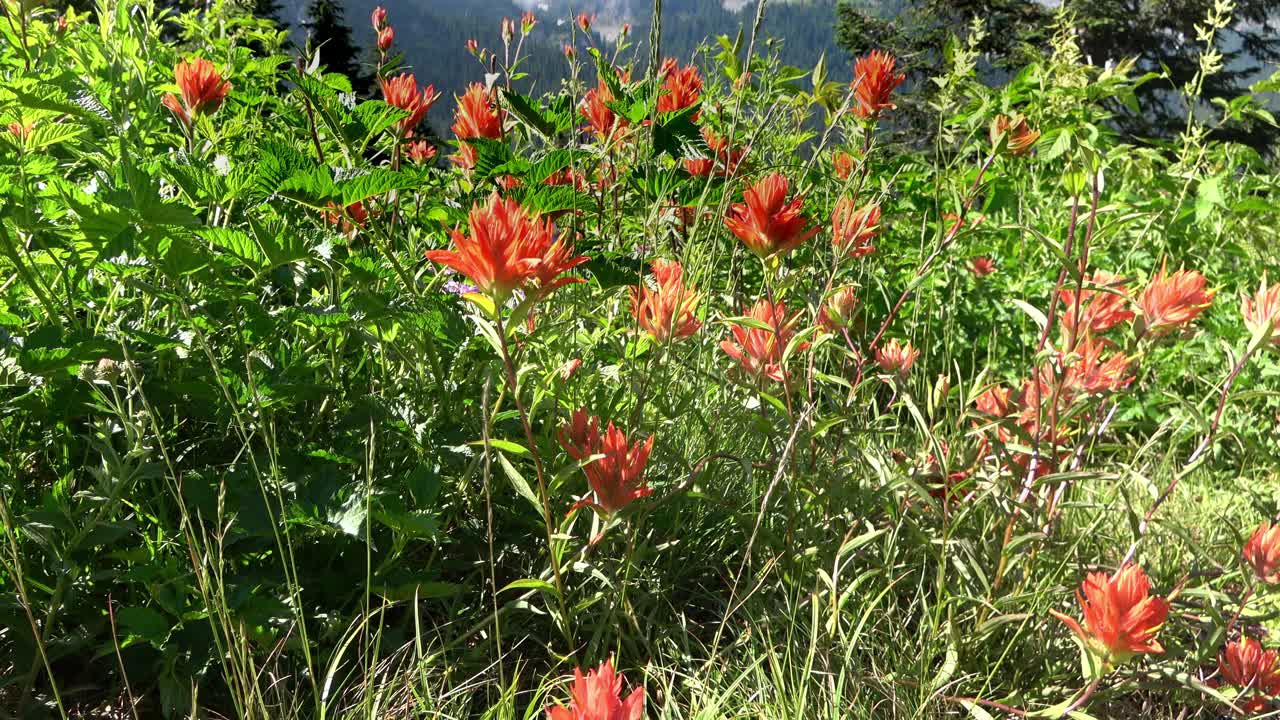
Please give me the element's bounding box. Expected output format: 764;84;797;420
851;50;904;120
833;150;857;180
371;6;387;29
557;410;654;516
724;173;818;259
7;121;33;140
875;338;919;378
1219;637;1280;714
990;114;1041;156
1051;563;1170;669
1244;522;1280;584
832;197;880;259
424;193;588;304
380;73;440;138
631;260;702;344
405;140;437;164
1138;264;1215;336
1242;277;1280;348
720;299;806;384
658;59;703;115
451;83;505;169
545;658;644;720
163;58;231;127
818;287;860;333
1058;272;1135;337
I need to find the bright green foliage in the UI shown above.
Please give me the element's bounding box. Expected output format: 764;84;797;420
1;1;1279;719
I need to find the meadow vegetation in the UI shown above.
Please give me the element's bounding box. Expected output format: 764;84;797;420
1;1;1280;718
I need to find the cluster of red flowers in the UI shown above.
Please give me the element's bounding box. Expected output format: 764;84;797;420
380;73;441;139
545;659;643;720
557;410;654;517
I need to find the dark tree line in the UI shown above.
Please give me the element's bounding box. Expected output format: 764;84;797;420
836;0;1280;152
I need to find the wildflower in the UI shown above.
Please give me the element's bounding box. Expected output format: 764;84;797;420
576;13;595;33
724;173;818;259
818;287;860;333
1244;522;1280;584
162;58;231;128
831;197;880;260
7;121;33;140
466;39;479;55
683;128;743;178
451;83;504;170
501;17;515;44
1050;563;1170;670
721;300;806;384
851;50;904;120
990;114;1041;156
580;82;627;140
56;14;67;34
563;44;576;61
975;385;1012;418
620;22;631;37
1242;277;1280;348
423;193;588;304
380;73;440;138
375;25;395;52
406;140;437;164
1137;265;1215;336
521;11;537;34
557;410;654;516
968;256;996;278
324;201;370;238
833;151;857;180
371;6;387;30
875;339;918;378
1058;272;1135;337
559;358;583;381
631;259;702;344
1064;336;1133;395
545;658;644;720
658;59;703;115
1219;637;1280;713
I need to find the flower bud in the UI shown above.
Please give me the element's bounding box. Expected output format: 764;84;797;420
371;6;387;30
377;26;394;52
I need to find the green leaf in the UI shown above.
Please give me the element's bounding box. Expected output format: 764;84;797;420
116;607;171;647
498;578;561;597
497;452;543;514
337;169;417;207
201;227;265;272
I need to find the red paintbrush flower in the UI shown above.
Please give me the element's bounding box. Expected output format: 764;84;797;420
1219;637;1280;715
1244;522;1280;585
1058;272;1135;337
724;173;818;259
1138;264;1215;336
832;197;880;259
451;83;505;169
1063;335;1133;395
850;50;904;120
377;25;395;52
683;127;744;178
875;338;919;378
720;299;806;384
371;6;387;30
380;73;440;138
1050;563;1170;669
832;150;857;180
968;256;996;278
424;193;587;304
576;13;595;33
990;114;1041;155
1242;277;1280;348
580;81;628;140
658;59;702;115
405;140;437;164
557;410;654;517
163;58;231;128
631;260;702;344
545;658;644;720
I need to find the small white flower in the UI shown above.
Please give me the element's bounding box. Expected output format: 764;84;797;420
213;154;231;175
315;239;333;260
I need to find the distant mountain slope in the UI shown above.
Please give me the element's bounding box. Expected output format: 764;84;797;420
278;0;848;131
